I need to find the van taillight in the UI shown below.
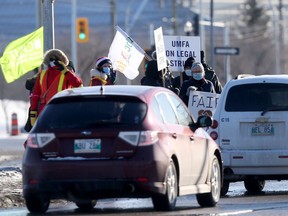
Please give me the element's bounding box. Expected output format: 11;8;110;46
210;131;218;140
211;120;218;129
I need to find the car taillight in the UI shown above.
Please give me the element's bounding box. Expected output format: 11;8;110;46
139;131;159;146
210;131;218;140
118;131;158;146
119;131;141;146
26;133;56;148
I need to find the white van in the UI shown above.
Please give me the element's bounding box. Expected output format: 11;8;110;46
209;74;288;196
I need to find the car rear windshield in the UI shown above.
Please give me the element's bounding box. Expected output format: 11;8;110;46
36;96;147;129
225;83;288;112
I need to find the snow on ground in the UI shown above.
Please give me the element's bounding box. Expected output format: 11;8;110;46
0;100;29;135
0;127;28;208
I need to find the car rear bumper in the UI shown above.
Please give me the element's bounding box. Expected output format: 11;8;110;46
222;149;288;176
22;158;168;200
23;178;165;201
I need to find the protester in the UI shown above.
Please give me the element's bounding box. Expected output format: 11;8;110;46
141;60;162;86
201;50;223;93
24;67;41;132
172;56;195;91
89;56;116;86
179;62;215;106
141;59;178;94
29;49;83;127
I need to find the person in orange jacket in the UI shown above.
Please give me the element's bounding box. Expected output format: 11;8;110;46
29;49;83;127
89;56;116;86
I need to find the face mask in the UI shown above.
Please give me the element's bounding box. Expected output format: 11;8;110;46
192;73;204;80
49;60;56;67
184;69;192;76
102;67;110;75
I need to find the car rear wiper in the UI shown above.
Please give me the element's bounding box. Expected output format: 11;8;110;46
261;106;288;116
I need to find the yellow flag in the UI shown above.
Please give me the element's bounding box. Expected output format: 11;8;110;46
0;27;43;83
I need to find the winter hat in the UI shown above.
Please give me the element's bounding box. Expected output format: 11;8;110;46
191;62;205;73
184;56;195;68
43;49;69;66
95;56;112;69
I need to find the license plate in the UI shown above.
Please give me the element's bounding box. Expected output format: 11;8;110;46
251;123;274;136
74;139;101;153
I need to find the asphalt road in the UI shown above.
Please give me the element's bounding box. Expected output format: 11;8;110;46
1;134;288;215
0;133;27;153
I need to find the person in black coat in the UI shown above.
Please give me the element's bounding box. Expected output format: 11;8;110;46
141;60;178;94
172;56;195;91
201;50;223;93
179;62;215;106
141;60;162;86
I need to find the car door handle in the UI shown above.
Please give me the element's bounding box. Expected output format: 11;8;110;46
172;133;177;139
190;136;194;141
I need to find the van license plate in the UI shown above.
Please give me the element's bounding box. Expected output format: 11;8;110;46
74;139;101;153
251;123;274;136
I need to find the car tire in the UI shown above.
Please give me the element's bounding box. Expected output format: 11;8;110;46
75;200;97;210
221;180;230;196
196;156;221;207
152;160;178;211
25;194;50;214
244;179;265;193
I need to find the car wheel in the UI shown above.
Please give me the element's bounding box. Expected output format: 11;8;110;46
244;179;265;193
25;194;50;214
196;156;221;207
221;180;230;196
152;160;178;211
75;200;97;210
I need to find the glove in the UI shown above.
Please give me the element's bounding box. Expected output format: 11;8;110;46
109;70;116;84
55;61;68;74
29;110;37;126
186;86;198;96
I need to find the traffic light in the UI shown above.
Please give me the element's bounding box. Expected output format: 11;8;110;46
76;17;89;43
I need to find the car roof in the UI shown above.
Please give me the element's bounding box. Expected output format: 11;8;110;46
229;74;288;86
52;85;172;102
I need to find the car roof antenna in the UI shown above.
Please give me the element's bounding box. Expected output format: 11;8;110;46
100;84;104;95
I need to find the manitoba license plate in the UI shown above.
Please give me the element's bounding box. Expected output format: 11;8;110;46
251;123;274;136
74;139;101;153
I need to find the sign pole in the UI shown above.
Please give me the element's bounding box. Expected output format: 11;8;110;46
224;24;230;83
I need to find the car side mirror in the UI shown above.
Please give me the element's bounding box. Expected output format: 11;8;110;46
196;115;213;127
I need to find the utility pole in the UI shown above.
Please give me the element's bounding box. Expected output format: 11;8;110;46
210;0;214;68
278;0;284;72
172;0;178;35
110;0;116;42
42;0;55;52
36;0;42;28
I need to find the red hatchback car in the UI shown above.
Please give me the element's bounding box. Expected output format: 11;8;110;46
22;85;223;213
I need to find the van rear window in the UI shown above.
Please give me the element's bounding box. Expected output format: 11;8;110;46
225;83;288;112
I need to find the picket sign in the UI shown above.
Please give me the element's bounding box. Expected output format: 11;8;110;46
163;36;201;72
187;90;220;122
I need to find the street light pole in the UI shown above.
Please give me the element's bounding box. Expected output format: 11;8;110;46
42;0;55;52
210;0;214;68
